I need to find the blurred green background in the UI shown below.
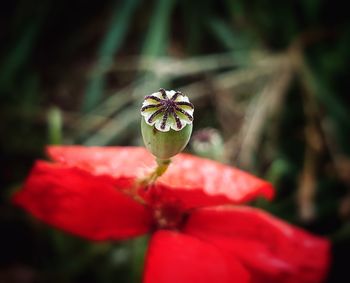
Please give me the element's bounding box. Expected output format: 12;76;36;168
1;0;349;282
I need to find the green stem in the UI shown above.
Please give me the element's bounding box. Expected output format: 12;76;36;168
155;158;171;177
128;158;171;204
138;158;171;186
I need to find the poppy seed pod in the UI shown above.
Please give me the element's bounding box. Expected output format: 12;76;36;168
140;88;194;159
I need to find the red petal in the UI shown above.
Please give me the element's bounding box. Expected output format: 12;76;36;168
153;153;274;209
48;146;274;208
183;206;330;283
143;230;250;283
13;161;152;240
47;146;156;178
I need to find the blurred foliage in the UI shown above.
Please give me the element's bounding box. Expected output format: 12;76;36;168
1;0;350;282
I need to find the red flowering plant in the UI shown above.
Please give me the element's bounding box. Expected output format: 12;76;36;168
13;89;330;283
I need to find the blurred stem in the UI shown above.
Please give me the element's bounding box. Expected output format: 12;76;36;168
141;0;175;58
47;107;63;145
82;0;140;112
297;58;324;222
0;12;45;91
130;236;149;283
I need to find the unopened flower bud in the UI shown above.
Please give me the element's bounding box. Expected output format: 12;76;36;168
191;128;224;161
141;88;194;159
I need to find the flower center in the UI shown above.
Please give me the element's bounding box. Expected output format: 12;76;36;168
152;203;186;230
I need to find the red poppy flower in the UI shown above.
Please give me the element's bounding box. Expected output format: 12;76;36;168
13;146;330;283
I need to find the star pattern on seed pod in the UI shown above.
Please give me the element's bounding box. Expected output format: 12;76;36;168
141;89;194;132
